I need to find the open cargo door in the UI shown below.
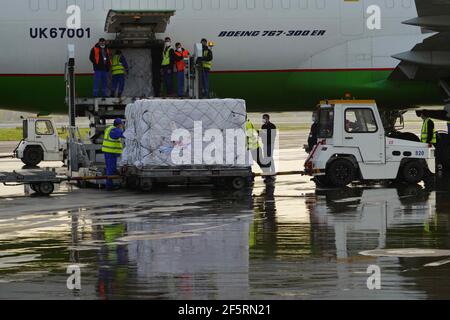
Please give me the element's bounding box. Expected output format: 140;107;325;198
105;10;175;40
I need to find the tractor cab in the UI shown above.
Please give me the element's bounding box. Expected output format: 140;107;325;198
14;118;65;166
305;100;435;187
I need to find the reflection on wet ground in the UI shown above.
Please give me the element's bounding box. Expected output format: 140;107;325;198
1;131;450;300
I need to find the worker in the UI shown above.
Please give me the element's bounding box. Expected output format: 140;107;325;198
89;38;112;98
174;42;190;97
246;117;263;169
307;111;319;153
161;37;175;97
260;114;277;179
102;119;125;191
420;114;437;145
197;38;213;98
110;50;129;98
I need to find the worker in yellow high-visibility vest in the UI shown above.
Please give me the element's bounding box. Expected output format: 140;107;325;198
197;38;213;98
420;114;437;145
102;118;125;191
246;118;262;168
161;37;175;96
110;50;129;98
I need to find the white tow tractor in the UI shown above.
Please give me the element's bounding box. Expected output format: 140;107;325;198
14;118;66;166
304;100;435;187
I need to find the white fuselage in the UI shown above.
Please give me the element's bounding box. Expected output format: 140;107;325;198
0;0;427;75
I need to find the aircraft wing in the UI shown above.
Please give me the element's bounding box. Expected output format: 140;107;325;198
389;0;450;81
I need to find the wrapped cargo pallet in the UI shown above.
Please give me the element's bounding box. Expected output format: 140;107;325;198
121;99;251;168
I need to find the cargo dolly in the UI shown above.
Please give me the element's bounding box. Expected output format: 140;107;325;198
121;165;253;192
0;169;66;196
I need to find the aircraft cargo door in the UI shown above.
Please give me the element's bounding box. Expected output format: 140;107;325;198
340;0;364;35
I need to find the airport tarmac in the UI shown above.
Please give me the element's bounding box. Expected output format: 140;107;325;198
1;116;450;300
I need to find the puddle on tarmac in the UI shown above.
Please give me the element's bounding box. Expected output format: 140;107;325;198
2;133;450;299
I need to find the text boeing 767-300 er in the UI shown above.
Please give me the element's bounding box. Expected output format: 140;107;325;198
0;0;449;114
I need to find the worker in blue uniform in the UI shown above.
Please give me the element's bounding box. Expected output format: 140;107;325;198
102;118;125;191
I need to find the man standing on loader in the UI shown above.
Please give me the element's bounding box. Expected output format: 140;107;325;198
110;50;129;98
89;38;112;98
197;38;213;98
174;42;190;97
161;37;175;97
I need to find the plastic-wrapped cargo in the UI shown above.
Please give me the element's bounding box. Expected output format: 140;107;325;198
121;99;250;168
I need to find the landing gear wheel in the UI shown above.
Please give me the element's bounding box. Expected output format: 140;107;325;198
22;147;43;167
37;182;54;196
327;159;356;188
402;161;425;184
230;177;247;190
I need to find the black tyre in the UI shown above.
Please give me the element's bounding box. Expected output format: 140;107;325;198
402;161;425;184
37;182;54;196
327;159;356;188
230;177;247;190
22;147;43;166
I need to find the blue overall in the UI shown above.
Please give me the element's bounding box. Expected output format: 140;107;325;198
104;127;124;188
202;69;209;98
111;74;125;97
177;71;185;97
163;66;173;95
93;70;109;97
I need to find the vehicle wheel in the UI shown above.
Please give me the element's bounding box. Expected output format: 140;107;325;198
37;182;54;196
140;180;153;192
22;147;43;167
230;177;247;190
327;159;356;188
402;161;425;184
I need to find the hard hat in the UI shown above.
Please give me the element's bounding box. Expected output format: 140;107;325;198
114;118;123;126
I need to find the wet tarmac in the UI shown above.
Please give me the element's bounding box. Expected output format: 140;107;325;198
1;120;450;300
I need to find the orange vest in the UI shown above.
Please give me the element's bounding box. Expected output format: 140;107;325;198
94;47;112;65
175;49;190;72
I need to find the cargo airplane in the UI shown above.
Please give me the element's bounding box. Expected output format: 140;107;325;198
0;0;450;114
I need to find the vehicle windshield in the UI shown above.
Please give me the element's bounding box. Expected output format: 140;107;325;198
318;108;334;138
